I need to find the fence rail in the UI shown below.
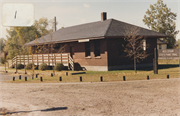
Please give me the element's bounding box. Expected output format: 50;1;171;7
7;53;74;70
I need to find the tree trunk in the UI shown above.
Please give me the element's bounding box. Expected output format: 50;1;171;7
134;56;137;73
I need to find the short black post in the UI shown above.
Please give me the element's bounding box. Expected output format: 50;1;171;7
13;77;15;81
66;72;68;76
40;77;43;82
32;76;34;80
36;74;38;78
147;75;149;80
19;75;21;80
25;77;27;81
59;76;62;81
51;73;53;77
80;76;82;82
167;75;169;79
123;76;126;81
100;76;103;82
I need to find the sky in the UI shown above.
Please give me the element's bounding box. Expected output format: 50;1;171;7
0;0;180;40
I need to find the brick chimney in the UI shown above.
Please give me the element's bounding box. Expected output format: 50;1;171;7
101;12;107;21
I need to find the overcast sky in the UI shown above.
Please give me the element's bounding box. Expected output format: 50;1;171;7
0;0;180;40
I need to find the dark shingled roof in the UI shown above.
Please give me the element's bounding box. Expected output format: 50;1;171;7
24;19;168;46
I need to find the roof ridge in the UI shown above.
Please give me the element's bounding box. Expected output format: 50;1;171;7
104;19;113;36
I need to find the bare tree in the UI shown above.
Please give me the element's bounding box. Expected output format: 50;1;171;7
123;27;149;73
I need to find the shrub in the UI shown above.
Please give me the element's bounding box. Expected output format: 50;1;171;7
25;63;34;70
16;64;24;69
39;63;48;70
54;63;64;71
0;58;5;64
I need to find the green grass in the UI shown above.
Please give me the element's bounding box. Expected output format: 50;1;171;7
9;65;179;83
4;59;180;83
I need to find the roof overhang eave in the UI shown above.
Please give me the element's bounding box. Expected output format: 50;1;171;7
23;36;105;47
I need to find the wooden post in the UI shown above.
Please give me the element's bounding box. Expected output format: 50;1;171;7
147;75;149;80
42;54;44;63
25;76;27;81
20;55;21;64
67;54;69;70
5;62;6;72
48;54;50;65
154;48;158;74
40;77;43;82
19;75;21;80
123;76;126;81
16;56;17;73
59;76;62;81
13;77;15;81
28;55;29;64
37;54;38;66
80;76;82;82
24;54;26;74
32;54;33;64
72;62;74;71
54;54;56;65
100;76;103;82
61;53;62;63
8;62;9;68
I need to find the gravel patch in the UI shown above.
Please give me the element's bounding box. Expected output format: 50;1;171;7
0;73;180;116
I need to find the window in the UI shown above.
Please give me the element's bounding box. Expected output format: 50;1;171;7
85;42;90;57
54;43;61;49
94;40;100;57
143;39;146;51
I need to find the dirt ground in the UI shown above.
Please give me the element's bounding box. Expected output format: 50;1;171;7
0;73;180;116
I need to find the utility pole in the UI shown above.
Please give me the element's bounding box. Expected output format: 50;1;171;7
54;16;56;31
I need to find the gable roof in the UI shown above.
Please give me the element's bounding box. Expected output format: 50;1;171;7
24;19;168;46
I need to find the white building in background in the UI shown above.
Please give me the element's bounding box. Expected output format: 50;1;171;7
157;39;168;49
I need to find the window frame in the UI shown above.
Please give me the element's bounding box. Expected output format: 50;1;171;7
94;40;101;57
85;42;91;57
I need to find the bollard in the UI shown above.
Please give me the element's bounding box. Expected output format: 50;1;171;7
40;77;43;82
19;75;21;80
36;74;38;78
123;76;126;81
13;77;15;81
167;75;169;79
66;72;68;76
147;75;149;80
51;73;53;77
59;76;62;81
80;76;82;82
32;76;34;80
100;76;103;82
25;77;27;81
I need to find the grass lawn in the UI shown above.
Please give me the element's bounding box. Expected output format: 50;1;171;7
1;59;179;83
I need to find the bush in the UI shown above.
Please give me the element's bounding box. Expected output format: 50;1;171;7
16;64;24;69
0;58;5;64
54;63;64;71
39;63;48;70
25;63;34;70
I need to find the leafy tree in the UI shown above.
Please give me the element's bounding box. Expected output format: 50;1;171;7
0;38;6;52
4;17;56;59
143;0;179;48
124;27;149;73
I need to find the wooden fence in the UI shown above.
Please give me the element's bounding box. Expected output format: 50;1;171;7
7;53;74;70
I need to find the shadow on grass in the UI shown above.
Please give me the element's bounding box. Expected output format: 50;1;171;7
0;107;68;115
137;64;179;71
